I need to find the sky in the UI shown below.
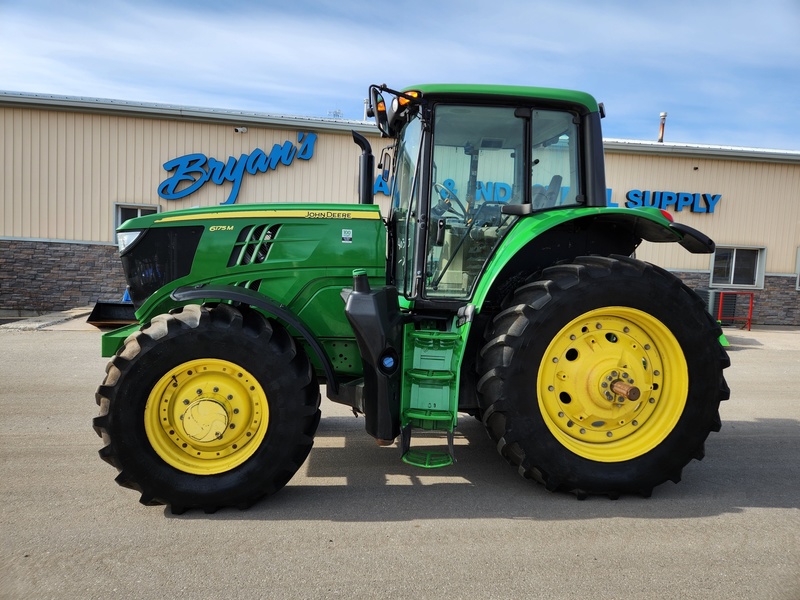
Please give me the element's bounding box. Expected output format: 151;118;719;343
1;0;799;150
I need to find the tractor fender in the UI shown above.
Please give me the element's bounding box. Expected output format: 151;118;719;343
472;207;715;310
170;284;339;394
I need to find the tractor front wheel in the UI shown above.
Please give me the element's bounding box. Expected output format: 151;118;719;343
93;304;321;513
477;256;729;497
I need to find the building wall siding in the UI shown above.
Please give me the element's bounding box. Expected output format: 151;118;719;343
1;100;797;323
607;151;800;274
1;106;385;243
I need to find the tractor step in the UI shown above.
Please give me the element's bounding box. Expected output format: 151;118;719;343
401;451;453;468
400;427;456;468
399;329;462;468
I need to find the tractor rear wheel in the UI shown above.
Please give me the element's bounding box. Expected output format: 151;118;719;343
93;303;320;513
477;255;729;497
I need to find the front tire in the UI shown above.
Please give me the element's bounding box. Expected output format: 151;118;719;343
93;304;321;513
477;256;730;497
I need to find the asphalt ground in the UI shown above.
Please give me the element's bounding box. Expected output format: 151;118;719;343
0;312;798;599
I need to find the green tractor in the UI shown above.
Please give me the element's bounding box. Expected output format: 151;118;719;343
94;84;730;513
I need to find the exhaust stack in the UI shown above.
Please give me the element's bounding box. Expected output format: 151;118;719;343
658;112;668;143
352;131;374;205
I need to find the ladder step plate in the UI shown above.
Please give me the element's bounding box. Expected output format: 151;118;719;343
403;408;454;421
402;450;454;469
410;330;461;342
406;369;455;382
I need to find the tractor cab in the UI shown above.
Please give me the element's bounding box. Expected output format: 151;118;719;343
369;84;605;304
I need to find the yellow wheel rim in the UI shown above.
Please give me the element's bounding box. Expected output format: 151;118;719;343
537;307;688;462
144;359;269;475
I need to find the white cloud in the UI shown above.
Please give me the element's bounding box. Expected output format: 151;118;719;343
1;0;798;148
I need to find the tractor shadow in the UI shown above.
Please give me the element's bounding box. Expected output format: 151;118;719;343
172;410;800;521
723;331;764;352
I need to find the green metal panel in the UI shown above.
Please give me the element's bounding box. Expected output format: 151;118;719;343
133;204;384;320
471;206;675;309
404;83;600;114
107;203;387;361
101;323;140;357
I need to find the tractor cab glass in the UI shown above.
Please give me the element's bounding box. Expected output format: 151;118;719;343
425;105;524;299
425;105;581;300
390;101;582;301
391;113;423;298
530;110;581;209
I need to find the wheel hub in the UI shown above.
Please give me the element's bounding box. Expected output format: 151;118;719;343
595;368;641;404
182;399;229;443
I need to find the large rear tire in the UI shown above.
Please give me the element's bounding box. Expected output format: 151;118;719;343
93;304;321;513
477;256;730;497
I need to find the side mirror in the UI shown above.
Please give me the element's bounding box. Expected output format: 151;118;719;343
369;86;390;137
378;146;393;182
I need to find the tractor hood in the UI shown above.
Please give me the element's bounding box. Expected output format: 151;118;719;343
115;203;387;318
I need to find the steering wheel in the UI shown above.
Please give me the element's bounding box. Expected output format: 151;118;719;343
432;182;467;219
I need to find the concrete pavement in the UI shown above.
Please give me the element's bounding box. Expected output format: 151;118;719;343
0;318;798;599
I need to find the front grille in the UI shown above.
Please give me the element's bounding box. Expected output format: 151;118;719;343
227;224;281;267
121;226;203;308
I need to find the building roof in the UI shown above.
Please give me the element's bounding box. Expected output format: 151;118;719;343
0;90;375;135
2;90;800;163
604;138;800;164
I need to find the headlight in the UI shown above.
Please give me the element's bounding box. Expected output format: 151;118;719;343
117;230;143;254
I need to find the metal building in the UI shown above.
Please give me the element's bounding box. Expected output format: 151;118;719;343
1;91;798;325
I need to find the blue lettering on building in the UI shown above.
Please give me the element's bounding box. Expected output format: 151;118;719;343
158;132;317;205
372;176;720;215
374;175;392;196
373;177;516;202
475;181;512;202
625;190;721;213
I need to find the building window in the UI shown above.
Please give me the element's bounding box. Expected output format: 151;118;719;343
711;246;765;288
796;247;800;291
115;204;159;240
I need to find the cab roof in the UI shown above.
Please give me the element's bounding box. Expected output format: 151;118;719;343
404;83;600;114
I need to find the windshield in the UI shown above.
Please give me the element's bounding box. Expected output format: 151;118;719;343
425;105;525;299
390;113;422;297
390;101;583;301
